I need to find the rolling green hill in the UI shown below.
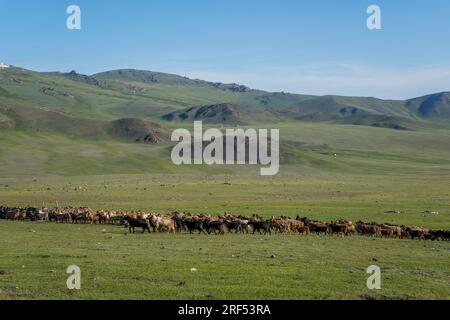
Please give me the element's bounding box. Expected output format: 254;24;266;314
1;66;449;301
405;92;450;119
1;66;450;128
1;65;450;178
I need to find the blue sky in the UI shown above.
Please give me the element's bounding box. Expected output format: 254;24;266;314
1;0;449;99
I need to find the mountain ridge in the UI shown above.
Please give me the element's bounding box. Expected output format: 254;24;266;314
1;66;449;141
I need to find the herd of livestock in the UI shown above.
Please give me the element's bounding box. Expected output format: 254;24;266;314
1;205;449;241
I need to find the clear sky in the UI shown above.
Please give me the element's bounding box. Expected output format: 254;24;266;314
1;0;449;99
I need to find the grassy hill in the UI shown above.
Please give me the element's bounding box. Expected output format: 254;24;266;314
406;92;450;119
2;66;450;127
1;65;450;179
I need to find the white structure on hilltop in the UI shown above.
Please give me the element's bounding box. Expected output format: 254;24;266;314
0;63;10;69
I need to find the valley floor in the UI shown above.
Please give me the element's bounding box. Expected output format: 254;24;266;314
0;221;448;300
1;172;449;229
0;173;449;300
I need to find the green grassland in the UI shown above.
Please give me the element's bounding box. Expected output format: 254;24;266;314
0;66;449;300
1;131;449;300
1;171;450;229
0;221;449;300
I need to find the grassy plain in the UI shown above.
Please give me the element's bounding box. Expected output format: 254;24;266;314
1;168;449;300
0;220;449;300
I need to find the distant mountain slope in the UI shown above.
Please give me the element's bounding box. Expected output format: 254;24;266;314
94;69;199;86
93;69;253;93
0;102;169;143
1;66;450;178
335;115;416;131
109;118;170;143
46;70;104;87
0;66;449;137
405;92;450;120
274;95;411;118
163;103;242;124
